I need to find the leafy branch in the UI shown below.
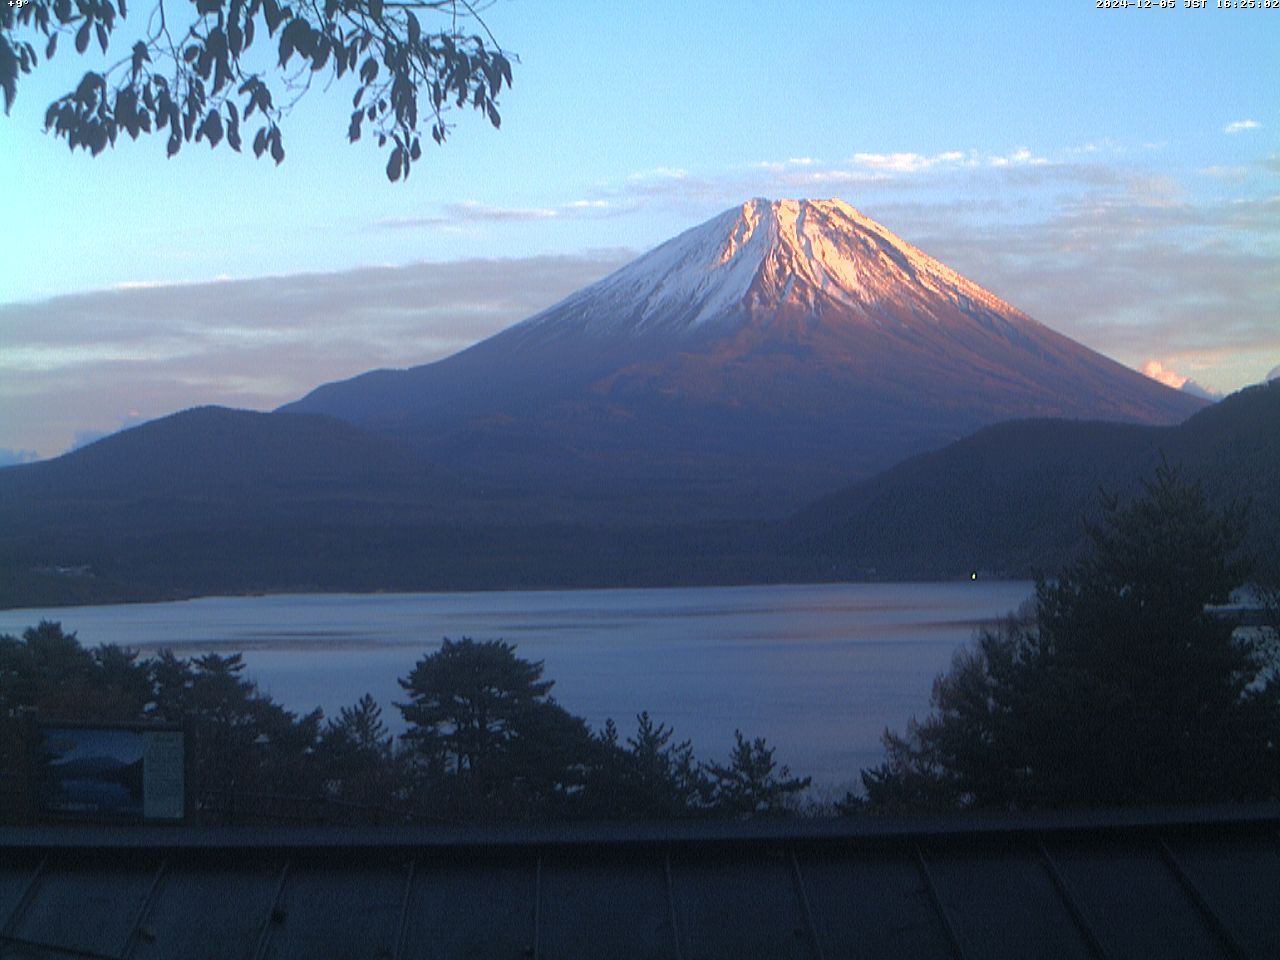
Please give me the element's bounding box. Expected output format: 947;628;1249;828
1;0;513;179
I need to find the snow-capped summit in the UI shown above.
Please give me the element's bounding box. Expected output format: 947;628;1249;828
283;199;1208;520
514;198;1021;339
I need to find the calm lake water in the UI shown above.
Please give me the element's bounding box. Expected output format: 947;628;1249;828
0;581;1035;790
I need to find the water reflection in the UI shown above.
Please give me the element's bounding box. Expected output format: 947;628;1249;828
1;581;1034;787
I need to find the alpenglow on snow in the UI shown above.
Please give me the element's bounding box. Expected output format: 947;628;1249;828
513;198;1025;338
283;198;1206;519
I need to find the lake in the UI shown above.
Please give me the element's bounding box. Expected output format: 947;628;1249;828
0;581;1035;791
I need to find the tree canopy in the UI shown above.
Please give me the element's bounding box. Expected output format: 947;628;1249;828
1;0;511;179
860;463;1280;811
703;730;811;819
2;625;813;824
585;712;708;819
397;637;558;776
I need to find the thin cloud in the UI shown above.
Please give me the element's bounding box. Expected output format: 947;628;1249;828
754;158;821;173
0;253;633;459
68;413;149;454
1178;380;1221;401
851;151;966;173
15;148;1268;459
641;167;690;180
603;147;1120;219
378;216;450;229
597;159;1278;397
908;200;1280;396
574;154;1275;395
1198;166;1251;181
444;201;559;222
1224;119;1261;134
609;168;730;207
0;448;39;467
378;199;616;230
377;202;555;228
778;169;885;187
852;153;933;173
988;147;1049;168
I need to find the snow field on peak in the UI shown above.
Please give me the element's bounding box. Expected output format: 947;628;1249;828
514;199;1029;339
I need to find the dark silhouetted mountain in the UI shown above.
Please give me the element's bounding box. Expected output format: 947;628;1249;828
0;406;485;605
791;381;1280;580
283;199;1203;520
51;755;129;777
0;406;434;502
0;405;782;605
1;201;1235;606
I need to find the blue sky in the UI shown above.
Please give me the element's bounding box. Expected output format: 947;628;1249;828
2;1;1277;459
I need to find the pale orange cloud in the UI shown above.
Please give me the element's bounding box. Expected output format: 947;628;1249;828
1142;359;1187;389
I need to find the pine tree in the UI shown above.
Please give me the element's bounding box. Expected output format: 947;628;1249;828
862;462;1279;809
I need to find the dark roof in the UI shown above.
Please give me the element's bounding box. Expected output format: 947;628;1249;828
2;804;1279;959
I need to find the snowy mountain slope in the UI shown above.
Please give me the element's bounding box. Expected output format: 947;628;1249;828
283;199;1205;520
510;198;1025;339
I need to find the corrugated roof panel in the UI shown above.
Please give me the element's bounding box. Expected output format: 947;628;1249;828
798;850;955;960
539;854;677;960
1164;833;1280;959
2;807;1278;959
2;941;101;959
261;864;409;960
6;859;161;959
0;864;40;930
668;851;813;960
923;842;1094;960
398;858;536;960
130;863;283;960
1046;840;1232;959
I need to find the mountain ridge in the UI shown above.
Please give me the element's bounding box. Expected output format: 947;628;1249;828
504;199;1027;339
283;198;1204;519
1;198;1245;606
790;380;1280;580
2;384;1274;608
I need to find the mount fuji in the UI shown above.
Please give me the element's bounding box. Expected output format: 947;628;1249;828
282;199;1204;520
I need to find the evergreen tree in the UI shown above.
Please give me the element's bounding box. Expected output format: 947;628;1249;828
583;713;707;819
151;650;323;809
0;621;151;720
397;638;553;777
862;463;1279;809
705;731;811;818
316;693;400;808
396;637;593;818
1;628;329;823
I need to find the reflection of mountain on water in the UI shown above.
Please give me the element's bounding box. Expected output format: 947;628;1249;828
53;755;125;777
52;756;145;810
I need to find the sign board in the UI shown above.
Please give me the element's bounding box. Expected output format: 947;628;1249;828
35;721;186;822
